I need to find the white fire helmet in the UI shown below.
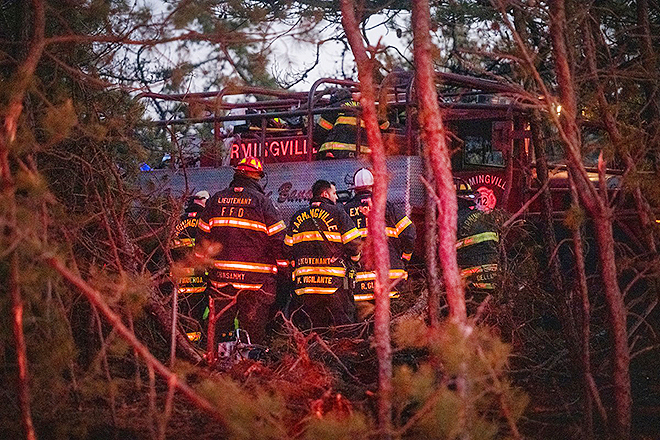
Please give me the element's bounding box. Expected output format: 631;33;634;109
353;168;374;189
194;190;210;200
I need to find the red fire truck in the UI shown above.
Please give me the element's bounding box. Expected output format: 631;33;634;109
140;71;645;256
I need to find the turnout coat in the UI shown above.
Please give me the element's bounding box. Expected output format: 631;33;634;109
315;99;389;159
456;206;499;290
197;174;286;291
343;190;416;301
284;196;362;327
171;201;207;295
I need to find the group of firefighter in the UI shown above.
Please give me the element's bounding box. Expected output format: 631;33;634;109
169;154;500;352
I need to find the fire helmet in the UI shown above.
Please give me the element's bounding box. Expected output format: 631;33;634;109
194;190;210;200
455;179;478;203
352;168;374;189
234;156;265;177
330;87;352;104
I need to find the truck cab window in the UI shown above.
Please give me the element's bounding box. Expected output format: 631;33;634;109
457;120;505;168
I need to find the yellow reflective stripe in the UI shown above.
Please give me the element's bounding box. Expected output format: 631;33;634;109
355;269;407;281
318;141;356;152
402;252;412;261
336;115;363;127
342;227;361;244
359;146;371;154
213;260;277;274
171;237;195;248
198;220;211;232
172;267;196;276
295;287;338;295
390;269;408;279
395;216;413;235
354;291;400;302
382;218;413;238
357;227;368;237
287;230;342;244
210;279;263;290
460;264;498;277
230;282;263;290
208;217;267;233
177;286;206;294
456;232;499;250
294;266;346;277
471;283;495;290
318;117;334;130
356;272;374;281
267;220;286;236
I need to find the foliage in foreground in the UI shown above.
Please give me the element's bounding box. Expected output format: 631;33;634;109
0;277;527;440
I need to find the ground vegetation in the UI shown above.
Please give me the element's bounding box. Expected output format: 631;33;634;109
1;1;659;439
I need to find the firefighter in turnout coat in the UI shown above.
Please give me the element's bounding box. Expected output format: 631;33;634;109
343;169;416;318
196;157;286;345
171;190;210;343
284;180;362;330
456;188;500;292
315;89;389;160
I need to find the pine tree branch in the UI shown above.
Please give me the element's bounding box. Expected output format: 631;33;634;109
46;256;228;425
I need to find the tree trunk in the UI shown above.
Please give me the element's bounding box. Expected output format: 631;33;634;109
512;0;565;291
584;14;657;254
411;1;470;438
411;0;466;324
423;154;441;327
548;0;631;436
11;253;38;440
591;213;631;438
530;115;564;292
0;0;45;189
340;1;393;438
568;175;596;439
2;3;46;438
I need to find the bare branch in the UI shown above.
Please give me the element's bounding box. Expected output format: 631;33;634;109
46;257;228;424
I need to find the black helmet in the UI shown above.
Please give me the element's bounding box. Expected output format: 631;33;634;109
455;178;478;204
329;88;352;104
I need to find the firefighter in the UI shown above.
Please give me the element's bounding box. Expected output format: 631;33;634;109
456;187;500;296
284;180;362;332
196;156;286;345
314;89;389;159
343;168;416;319
170;190;210;344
